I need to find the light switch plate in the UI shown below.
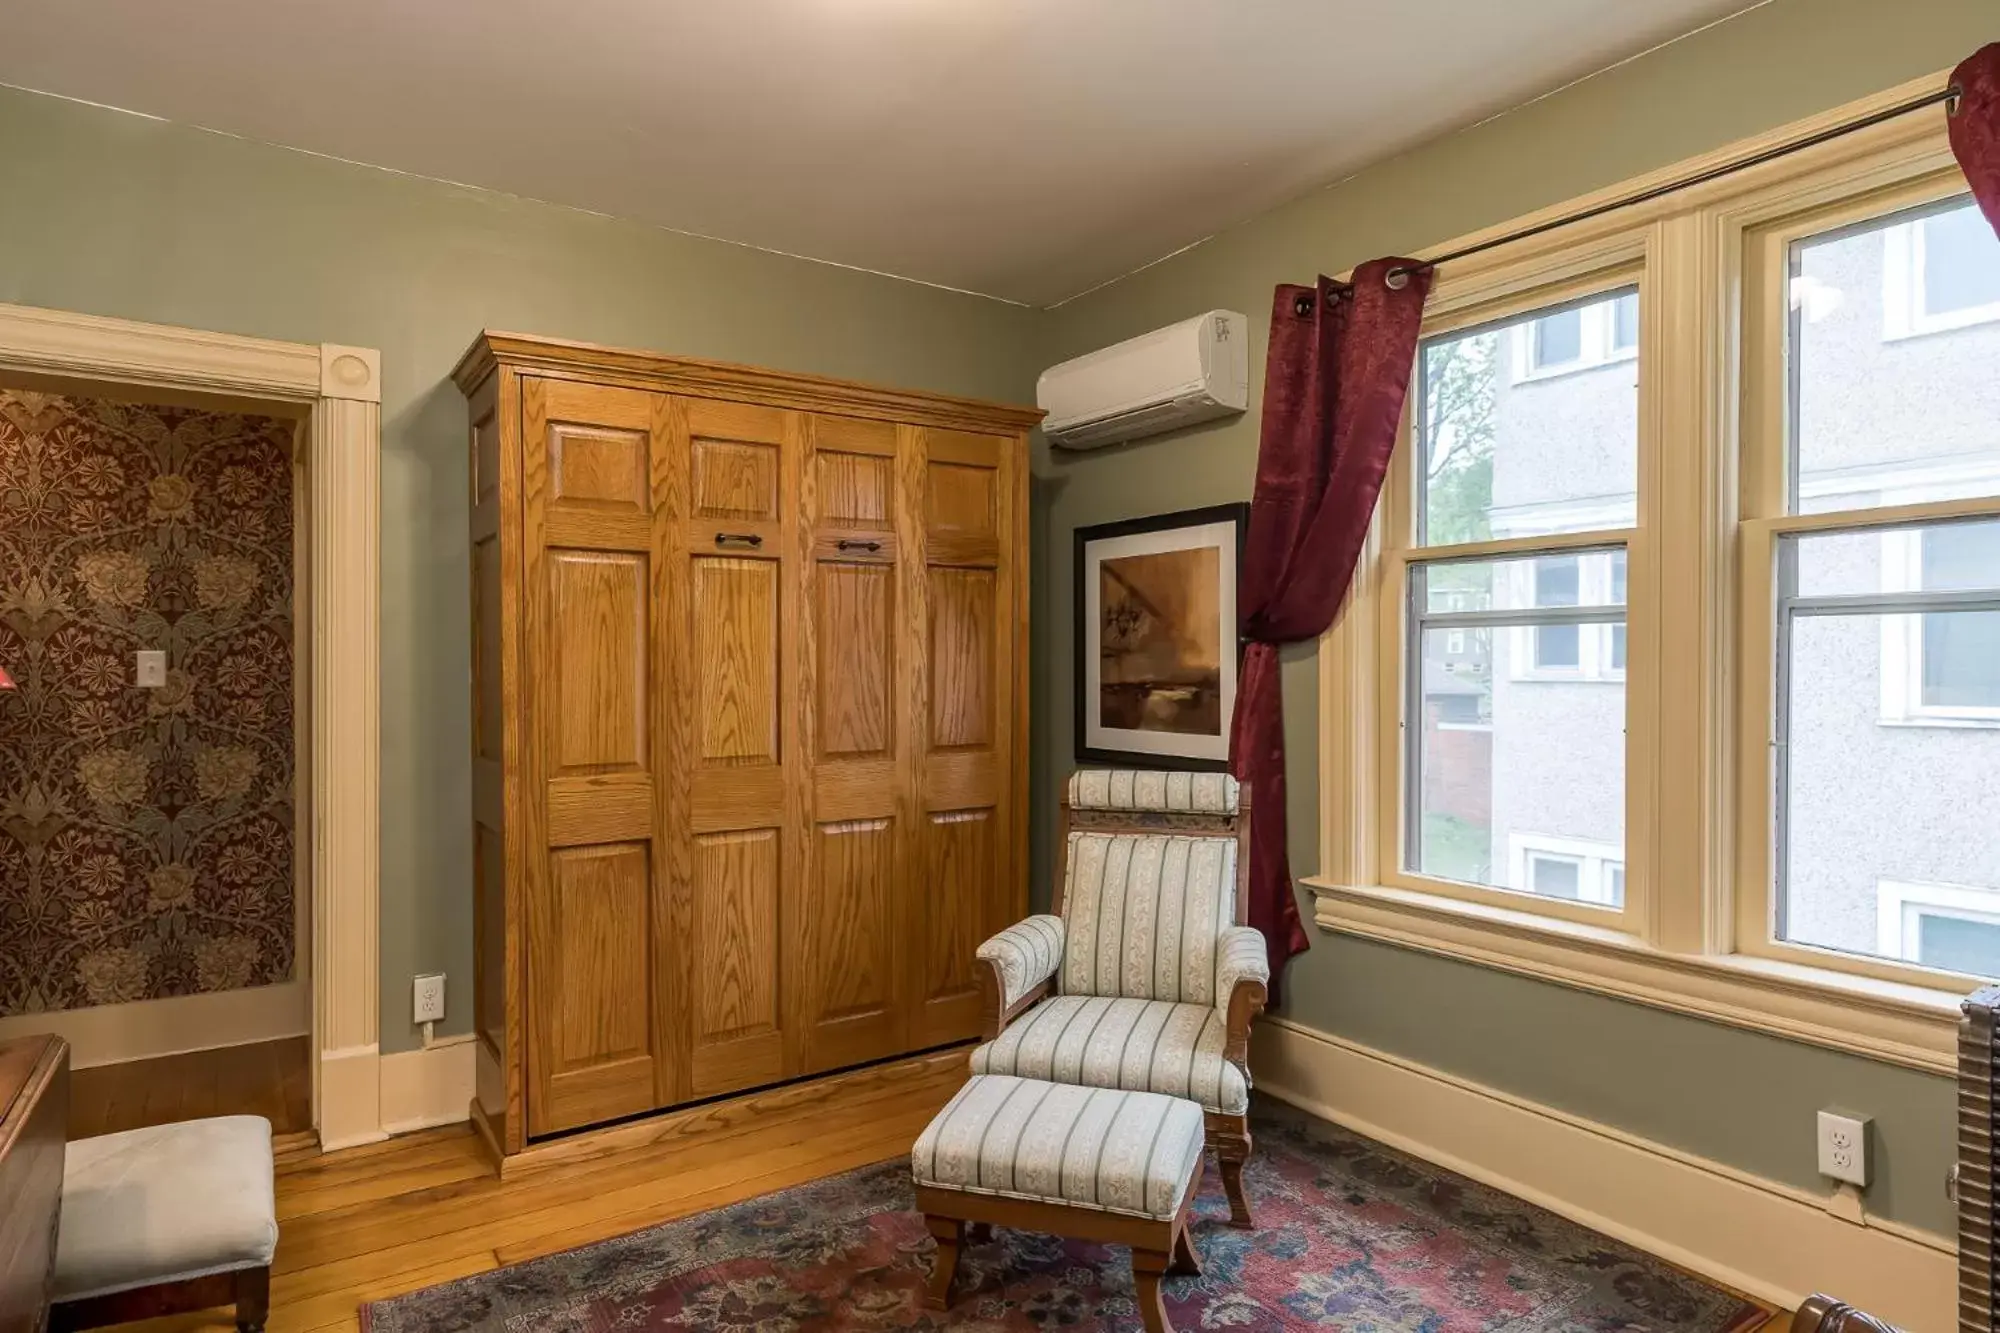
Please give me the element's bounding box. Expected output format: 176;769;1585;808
134;650;167;688
413;973;446;1025
1817;1109;1869;1186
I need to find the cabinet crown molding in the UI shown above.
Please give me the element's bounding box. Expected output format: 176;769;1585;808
453;331;1045;434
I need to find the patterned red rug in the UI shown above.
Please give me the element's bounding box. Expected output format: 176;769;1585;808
361;1105;1772;1331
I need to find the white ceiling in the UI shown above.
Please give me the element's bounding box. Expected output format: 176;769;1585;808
0;0;1765;306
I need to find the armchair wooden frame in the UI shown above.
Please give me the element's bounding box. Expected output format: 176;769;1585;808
974;785;1265;1227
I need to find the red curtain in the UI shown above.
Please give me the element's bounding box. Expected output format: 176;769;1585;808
1952;44;2000;234
1228;258;1432;1002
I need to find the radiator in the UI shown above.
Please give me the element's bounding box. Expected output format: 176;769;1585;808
1961;986;2000;1333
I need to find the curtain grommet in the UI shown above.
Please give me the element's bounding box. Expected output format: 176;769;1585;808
1294;295;1314;317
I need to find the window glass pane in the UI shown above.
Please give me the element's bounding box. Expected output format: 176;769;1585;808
1791;197;2000;514
1917;914;2000;976
1611;293;1640;350
1417;290;1639;544
1533;309;1583;366
1793;518;2000;599
1535;624;1581;669
1779;612;2000;972
1922;612;2000;708
1412;626;1625;906
1531;856;1582;898
1421;551;1627;614
1534;556;1580;606
1921;205;2000;315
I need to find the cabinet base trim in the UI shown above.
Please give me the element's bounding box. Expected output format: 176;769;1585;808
478;1044;972;1180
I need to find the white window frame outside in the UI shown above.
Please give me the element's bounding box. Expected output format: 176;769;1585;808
1504;549;1628;682
1877;525;2000;727
1877;878;2000;974
1309;70;1987;1078
1510;833;1625;906
1881;206;2000;340
1511;294;1641;382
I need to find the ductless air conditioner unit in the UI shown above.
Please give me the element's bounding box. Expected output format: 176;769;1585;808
1038;310;1248;450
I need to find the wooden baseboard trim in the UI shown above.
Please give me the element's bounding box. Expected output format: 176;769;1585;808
482;1046;971;1180
1253;1018;1953;1333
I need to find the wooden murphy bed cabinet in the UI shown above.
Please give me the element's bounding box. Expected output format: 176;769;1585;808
455;333;1039;1157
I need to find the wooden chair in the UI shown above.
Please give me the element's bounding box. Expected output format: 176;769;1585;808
970;770;1267;1226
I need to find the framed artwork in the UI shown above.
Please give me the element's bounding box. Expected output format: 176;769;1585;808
1075;503;1248;770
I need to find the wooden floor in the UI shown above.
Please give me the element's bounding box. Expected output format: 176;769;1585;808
69;1036;313;1140
95;1055;1789;1333
109;1056;968;1333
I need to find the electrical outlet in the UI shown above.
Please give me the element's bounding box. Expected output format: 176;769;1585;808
1817;1110;1870;1186
134;650;166;688
413;973;446;1025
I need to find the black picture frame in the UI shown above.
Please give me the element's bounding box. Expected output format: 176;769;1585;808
1074;502;1250;771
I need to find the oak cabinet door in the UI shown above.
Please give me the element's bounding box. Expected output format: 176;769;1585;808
911;428;1019;1048
799;415;910;1072
521;379;672;1136
667;399;801;1099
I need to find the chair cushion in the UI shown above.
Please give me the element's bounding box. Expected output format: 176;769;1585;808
1068;769;1240;815
54;1114;278;1302
970;995;1249;1115
913;1074;1206;1221
1061;832;1235;1004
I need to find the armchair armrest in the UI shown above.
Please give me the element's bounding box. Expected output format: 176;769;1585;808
975;916;1064;1038
1215;926;1270;1065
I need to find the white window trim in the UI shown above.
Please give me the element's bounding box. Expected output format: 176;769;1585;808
1881;212;2000;340
1509;832;1624;906
1794;462;2000;727
1878;529;2000;727
1510;295;1640;383
1877;878;2000;973
1504;549;1627;683
1308;68;1980;1077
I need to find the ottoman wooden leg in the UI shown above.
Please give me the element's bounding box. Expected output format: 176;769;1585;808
234;1265;270;1333
1131;1248;1174;1333
1168;1223;1202;1277
924;1215;964;1312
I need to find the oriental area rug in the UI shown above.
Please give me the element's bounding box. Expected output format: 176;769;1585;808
361;1104;1772;1332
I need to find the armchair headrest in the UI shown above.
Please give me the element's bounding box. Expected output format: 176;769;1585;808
1067;769;1241;817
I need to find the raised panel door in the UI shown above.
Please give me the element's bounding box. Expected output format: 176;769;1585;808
521;378;672;1136
800;415;909;1072
666;398;803;1098
912;428;1017;1047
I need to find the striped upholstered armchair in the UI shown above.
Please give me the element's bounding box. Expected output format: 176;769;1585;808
970;769;1268;1227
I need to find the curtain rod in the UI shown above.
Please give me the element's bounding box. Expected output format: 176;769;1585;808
1354;81;1964;298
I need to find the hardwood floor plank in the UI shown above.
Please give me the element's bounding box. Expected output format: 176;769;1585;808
82;1058;962;1331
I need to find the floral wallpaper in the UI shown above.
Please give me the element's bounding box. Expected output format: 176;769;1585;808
0;390;296;1014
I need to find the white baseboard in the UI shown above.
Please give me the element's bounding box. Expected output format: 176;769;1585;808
1253;1017;1954;1333
379;1035;476;1136
318;1042;387;1151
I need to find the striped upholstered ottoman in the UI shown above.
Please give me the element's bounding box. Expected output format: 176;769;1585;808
913;1074;1207;1333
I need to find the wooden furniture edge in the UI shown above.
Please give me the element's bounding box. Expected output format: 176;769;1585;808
451;331;1044;433
51;1266;269;1333
485;1045;970;1179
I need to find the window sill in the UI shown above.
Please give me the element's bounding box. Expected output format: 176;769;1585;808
1303;877;1962;1074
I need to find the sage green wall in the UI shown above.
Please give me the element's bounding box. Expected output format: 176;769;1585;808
1033;0;1995;1239
0;84;1044;1057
